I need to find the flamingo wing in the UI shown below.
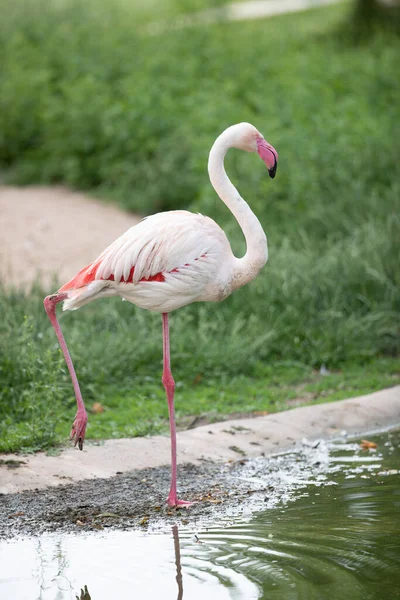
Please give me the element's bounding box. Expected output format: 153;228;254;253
59;210;229;293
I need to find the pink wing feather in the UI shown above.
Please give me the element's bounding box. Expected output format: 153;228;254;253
59;210;228;293
59;259;164;293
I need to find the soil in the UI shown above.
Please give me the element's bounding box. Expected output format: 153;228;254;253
0;461;244;538
0;185;140;291
0;441;341;539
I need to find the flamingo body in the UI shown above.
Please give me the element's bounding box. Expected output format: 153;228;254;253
59;211;234;313
44;122;278;506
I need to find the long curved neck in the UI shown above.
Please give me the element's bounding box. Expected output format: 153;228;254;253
208;129;268;290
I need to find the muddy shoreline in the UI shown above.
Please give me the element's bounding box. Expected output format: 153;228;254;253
0;459;279;538
2;430;398;540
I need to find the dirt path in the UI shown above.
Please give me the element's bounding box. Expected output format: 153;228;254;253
148;0;343;33
0;186;140;291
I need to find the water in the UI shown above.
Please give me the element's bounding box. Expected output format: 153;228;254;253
1;430;399;599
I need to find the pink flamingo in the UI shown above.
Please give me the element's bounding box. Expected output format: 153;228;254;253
44;122;278;507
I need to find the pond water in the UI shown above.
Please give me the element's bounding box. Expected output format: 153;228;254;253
0;430;399;599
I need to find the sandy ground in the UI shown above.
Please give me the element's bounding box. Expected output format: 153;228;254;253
0;185;140;291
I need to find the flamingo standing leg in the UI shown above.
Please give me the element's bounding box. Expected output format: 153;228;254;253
44;294;88;450
162;313;192;507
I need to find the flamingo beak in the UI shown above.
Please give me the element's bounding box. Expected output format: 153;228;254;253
268;155;277;179
257;137;278;179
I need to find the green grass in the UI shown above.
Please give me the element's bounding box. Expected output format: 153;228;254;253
0;1;399;452
0;284;398;453
86;358;400;441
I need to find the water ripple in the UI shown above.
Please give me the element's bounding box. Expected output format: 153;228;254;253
178;431;400;599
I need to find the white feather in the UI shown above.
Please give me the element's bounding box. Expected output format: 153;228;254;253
63;210;234;312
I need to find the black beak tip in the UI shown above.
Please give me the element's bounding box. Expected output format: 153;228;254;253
268;156;277;179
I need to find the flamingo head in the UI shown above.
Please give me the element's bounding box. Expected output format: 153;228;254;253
231;122;278;179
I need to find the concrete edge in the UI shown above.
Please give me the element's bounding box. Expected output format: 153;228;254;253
1;385;399;494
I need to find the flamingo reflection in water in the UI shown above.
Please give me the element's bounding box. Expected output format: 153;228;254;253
76;584;91;599
74;525;184;599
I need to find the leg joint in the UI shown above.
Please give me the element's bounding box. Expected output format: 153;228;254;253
44;293;67;313
162;370;175;393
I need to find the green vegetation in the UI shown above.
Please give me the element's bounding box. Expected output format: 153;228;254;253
352;0;400;36
0;1;399;452
0;284;398;453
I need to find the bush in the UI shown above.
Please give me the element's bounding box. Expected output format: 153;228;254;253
0;289;69;452
0;1;397;225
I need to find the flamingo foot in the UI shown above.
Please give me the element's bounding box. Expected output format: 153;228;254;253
70;408;88;450
167;494;194;508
